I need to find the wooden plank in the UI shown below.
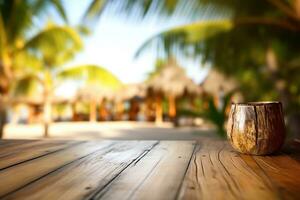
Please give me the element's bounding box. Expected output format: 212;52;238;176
0;140;81;170
0;140;60;156
93;141;195;200
2;141;157;200
178;139;282;200
0;140;116;197
0;140;72;157
1;138;298;200
241;152;300;199
0;140;36;150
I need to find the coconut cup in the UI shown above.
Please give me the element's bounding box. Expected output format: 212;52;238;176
227;101;285;155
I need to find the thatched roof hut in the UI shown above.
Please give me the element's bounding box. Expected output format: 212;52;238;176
10;96;71;106
200;69;244;109
76;85;116;102
114;83;146;102
146;58;201;123
200;69;238;95
147;59;202;97
75;85;122;121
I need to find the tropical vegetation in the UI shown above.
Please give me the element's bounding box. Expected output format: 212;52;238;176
84;0;300;137
0;0;71;137
0;0;121;138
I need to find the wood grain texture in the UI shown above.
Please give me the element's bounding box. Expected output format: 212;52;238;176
0;140;115;197
2;141;157;200
227;102;285;155
0;140;80;170
0;139;299;200
177;138;299;200
0;140;36;150
242;152;300;199
93;141;195;200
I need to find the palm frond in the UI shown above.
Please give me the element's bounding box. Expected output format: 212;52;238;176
82;0;108;25
30;0;68;23
0;14;7;58
95;0;277;21
11;75;41;97
23;25;83;66
84;0;229;23
0;0;70;50
13;51;43;76
49;0;68;23
58;65;122;89
5;0;32;44
85;0;213;20
135;19;233;58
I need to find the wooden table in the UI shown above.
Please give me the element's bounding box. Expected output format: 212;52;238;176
0;138;299;200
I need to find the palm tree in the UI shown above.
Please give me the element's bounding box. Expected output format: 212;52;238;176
84;0;300;31
11;22;121;136
12;22;83;137
0;0;69;138
84;0;300;138
13;61;122;137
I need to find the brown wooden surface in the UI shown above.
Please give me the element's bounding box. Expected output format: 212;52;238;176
0;138;299;200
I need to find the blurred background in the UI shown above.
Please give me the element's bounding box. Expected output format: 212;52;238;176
0;0;299;140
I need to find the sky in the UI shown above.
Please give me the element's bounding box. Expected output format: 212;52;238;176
56;0;209;97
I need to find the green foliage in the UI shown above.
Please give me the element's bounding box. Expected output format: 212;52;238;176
7;17;120;101
84;0;229;22
0;0;68;46
135;20;233;57
0;14;7;58
176;93;232;138
58;65;122;90
177;109;201;118
12;75;40;98
96;0;300;118
83;0;107;23
76;25;91;36
0;0;70;95
53;103;69;116
24;24;83;67
202;92;233;138
11;23;85;98
13;51;43;75
49;0;69;23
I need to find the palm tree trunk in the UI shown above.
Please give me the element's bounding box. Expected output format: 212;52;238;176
28;105;34;123
0;101;7;139
43;97;52;138
99;99;107;121
145;96;153;121
155;95;163;124
168;95;176;121
115;101;124;120
89;100;97;122
72;102;77;121
0;61;11;138
129;99;139;121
